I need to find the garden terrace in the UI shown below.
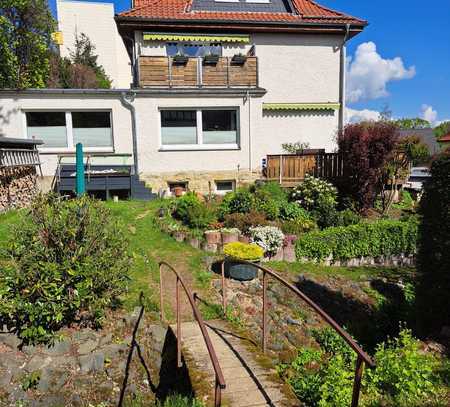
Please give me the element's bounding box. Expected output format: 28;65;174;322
138;56;258;88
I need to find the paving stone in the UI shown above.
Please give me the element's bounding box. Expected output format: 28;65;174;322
43;340;71;356
77;338;99;355
79;352;105;373
0;333;21;350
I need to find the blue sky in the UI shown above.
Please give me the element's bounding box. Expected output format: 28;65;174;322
50;0;450;123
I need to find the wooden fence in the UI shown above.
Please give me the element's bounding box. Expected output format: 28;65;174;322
265;152;344;186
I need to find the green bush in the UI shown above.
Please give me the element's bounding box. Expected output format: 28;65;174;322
295;219;418;262
0;194;129;344
253;181;288;204
279;202;310;222
184;203;216;229
291;175;338;212
278;328;445;407
365;329;441;405
219;188;254;218
254;197;280;220
280;219;317;235
174;192;201;223
223;211;268;234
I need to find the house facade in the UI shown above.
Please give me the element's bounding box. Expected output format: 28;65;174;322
0;0;366;195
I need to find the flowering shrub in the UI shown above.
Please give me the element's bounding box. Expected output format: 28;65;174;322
223;242;264;261
249;226;285;255
291;175;337;212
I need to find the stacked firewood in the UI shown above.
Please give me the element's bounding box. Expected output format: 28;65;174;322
0;166;38;212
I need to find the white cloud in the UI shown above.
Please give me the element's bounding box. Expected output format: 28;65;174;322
346;42;416;103
421;104;437;124
345;107;380;123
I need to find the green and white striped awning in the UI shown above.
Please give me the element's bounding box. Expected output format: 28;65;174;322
143;33;250;43
263;103;341;111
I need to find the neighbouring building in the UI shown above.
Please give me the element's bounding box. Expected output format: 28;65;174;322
0;0;366;195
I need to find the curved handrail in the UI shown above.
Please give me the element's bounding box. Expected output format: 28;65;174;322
159;261;226;406
220;259;374;407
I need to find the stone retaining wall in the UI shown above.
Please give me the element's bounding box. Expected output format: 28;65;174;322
0;166;38;212
141;169;261;195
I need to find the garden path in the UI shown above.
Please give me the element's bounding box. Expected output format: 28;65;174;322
173;320;297;407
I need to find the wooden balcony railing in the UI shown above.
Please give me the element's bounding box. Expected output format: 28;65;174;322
139;56;258;88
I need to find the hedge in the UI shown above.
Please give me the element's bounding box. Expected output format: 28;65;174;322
295;219;418;262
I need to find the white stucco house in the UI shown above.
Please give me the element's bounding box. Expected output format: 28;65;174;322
0;0;366;195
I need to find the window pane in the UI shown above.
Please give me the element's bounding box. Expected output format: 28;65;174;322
202;110;237;144
26;112;67;148
72;112;112;147
161;110;197;145
166;43;179;56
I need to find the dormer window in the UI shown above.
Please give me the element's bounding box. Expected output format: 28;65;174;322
166;42;222;57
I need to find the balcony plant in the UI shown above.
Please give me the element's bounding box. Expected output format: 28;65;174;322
231;53;247;65
172;52;188;65
223;242;263;281
203;52;219;65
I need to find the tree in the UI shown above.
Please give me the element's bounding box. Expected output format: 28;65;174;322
69;33;111;88
433;121;450;140
416;149;450;334
379;103;393;122
337;121;399;213
0;0;55;88
380;135;429;213
47;32;111;89
394;118;431;129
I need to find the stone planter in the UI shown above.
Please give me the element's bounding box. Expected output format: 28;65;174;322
204;230;221;245
201;242;218;253
225;258;260;281
188;238;200;249
221;231;239;244
173;231;186;242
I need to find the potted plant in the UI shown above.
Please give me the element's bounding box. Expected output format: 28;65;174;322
231;53;247;65
223;242;264;281
204;229;221;244
203;52;219;65
220;227;240;244
173;53;188;65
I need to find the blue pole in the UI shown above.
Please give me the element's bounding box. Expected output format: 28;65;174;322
75;143;85;196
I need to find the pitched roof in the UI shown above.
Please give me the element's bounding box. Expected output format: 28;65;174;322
439;133;450;142
117;0;366;27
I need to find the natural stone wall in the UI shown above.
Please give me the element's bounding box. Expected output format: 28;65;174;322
141;169;261;195
0;309;172;406
0;166;38;212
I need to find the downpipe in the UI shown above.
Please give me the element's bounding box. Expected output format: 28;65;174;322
120;91;139;176
339;23;351;132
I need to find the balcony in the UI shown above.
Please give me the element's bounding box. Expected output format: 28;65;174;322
138;56;258;88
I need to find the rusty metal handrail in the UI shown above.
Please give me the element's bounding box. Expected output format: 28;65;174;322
220;260;375;407
159;261;226;406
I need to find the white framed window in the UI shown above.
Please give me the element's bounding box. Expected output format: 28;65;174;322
160;107;239;150
25;110;113;152
215;180;235;195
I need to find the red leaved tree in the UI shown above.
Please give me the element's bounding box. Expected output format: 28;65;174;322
337;121;399;213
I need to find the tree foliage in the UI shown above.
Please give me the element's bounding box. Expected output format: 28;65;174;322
433;121;450;140
47;32;111;88
394;117;431;129
0;0;55;88
337;121;399;212
416;149;450;334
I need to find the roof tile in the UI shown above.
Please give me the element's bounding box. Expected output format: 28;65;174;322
118;0;366;26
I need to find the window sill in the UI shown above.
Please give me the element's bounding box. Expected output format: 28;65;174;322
159;144;240;152
38;147;114;154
